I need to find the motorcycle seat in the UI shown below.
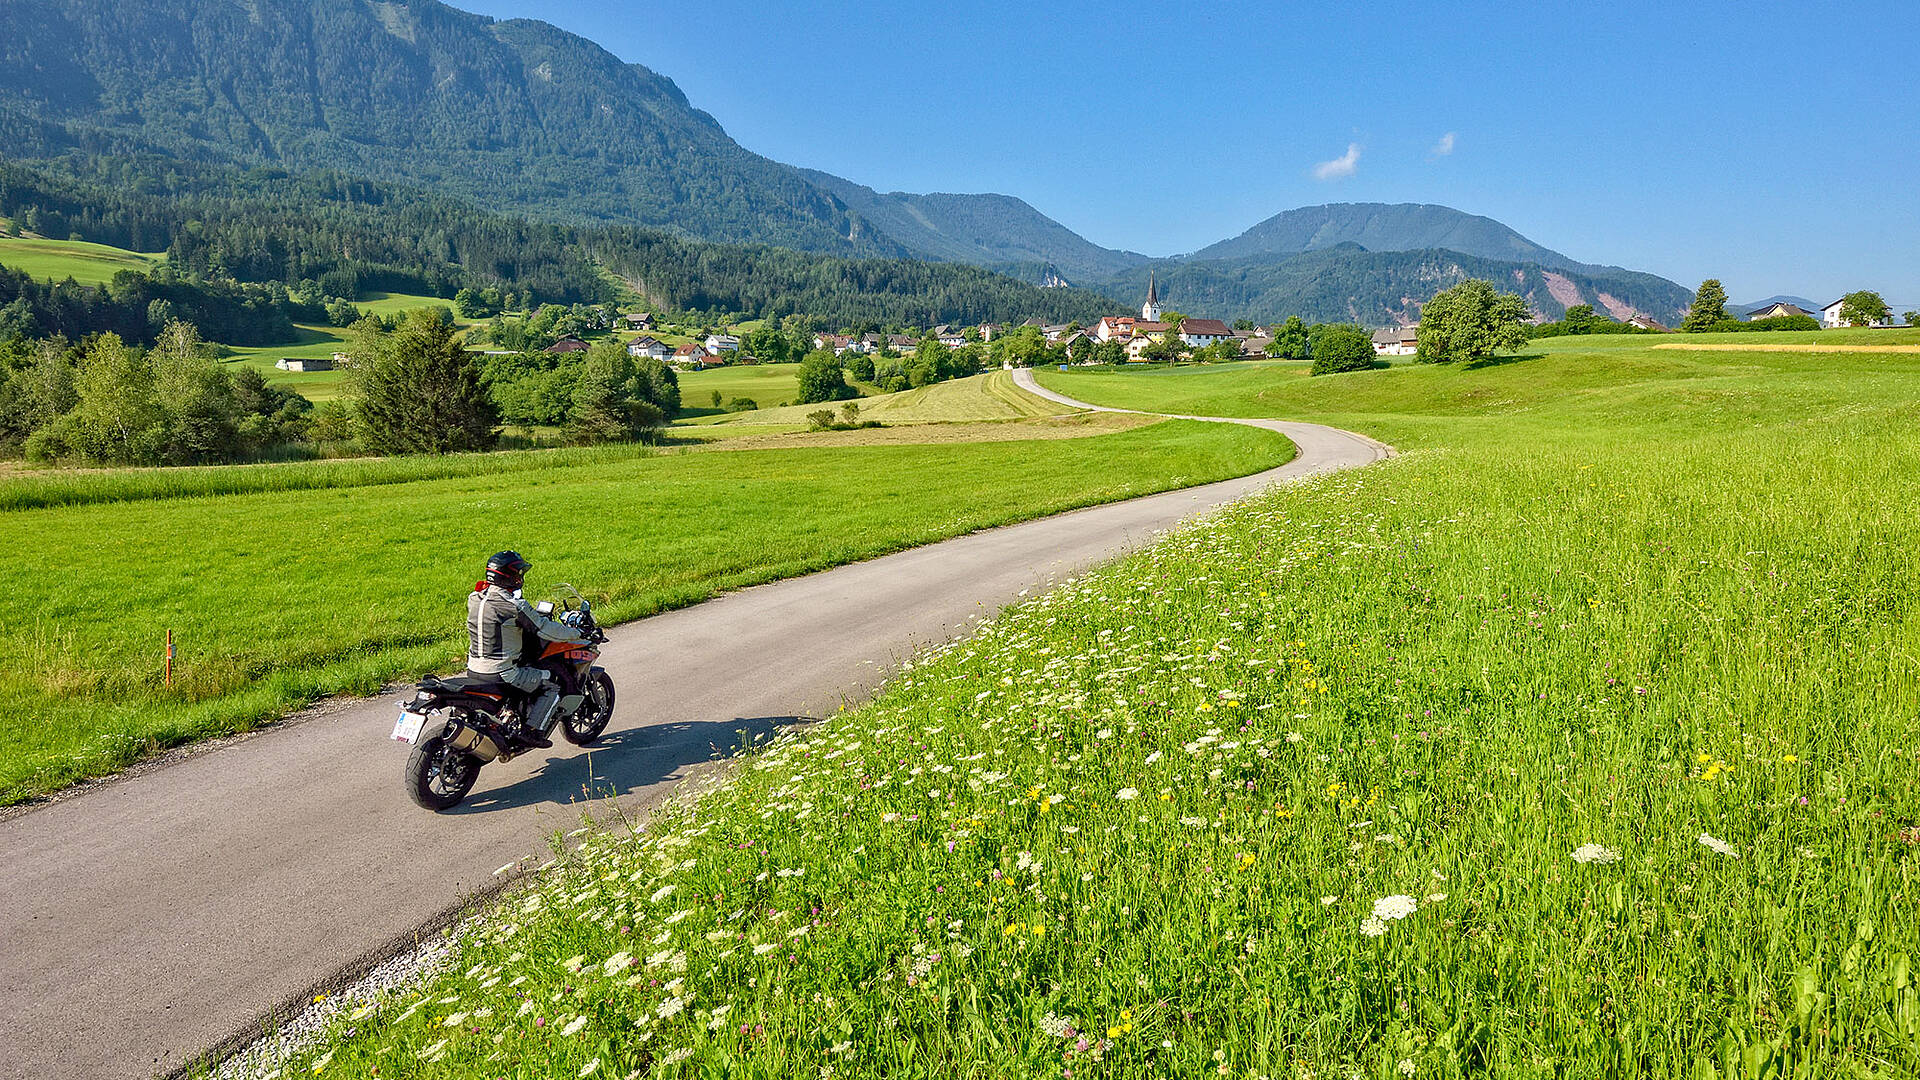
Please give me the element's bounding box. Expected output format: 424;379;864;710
422;673;510;693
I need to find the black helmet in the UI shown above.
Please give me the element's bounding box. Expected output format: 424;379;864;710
485;550;531;590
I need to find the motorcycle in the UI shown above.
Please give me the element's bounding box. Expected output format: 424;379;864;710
391;584;616;811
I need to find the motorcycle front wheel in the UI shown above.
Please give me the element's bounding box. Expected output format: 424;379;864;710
561;669;615;746
405;721;481;811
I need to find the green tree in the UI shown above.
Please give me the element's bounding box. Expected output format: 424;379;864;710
1266;316;1310;360
1415;280;1529;364
1092;339;1127;366
45;333;168;463
353;308;497;454
1308;325;1376;375
568;344;664;443
1837;291;1890;327
1680;279;1729;332
1904;311;1917;328
796;350;854;403
151;321;241;464
1561;304;1600;333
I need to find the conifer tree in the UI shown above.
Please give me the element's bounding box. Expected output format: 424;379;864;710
353;308;496;454
1680;279;1729;332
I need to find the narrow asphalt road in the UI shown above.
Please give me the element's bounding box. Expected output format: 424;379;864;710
0;381;1388;1079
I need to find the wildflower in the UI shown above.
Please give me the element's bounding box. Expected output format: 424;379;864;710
1117;788;1139;801
561;1015;589;1036
1372;895;1417;921
1698;833;1739;858
1040;1013;1076;1038
1321;896;1338;906
1359;916;1387;937
649;884;675;904
658;1048;693;1067
602;952;634;977
580;1059;601;1077
562;954;586;973
1285;732;1303;743
1571;843;1621;865
1398;1059;1416;1076
308;1050;333;1073
656;996;686;1019
1425;893;1446;903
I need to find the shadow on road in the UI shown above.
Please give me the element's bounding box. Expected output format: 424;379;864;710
446;715;817;814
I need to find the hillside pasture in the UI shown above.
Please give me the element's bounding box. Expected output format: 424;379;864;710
0;235;165;284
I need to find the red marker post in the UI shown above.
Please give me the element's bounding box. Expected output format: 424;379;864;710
165;629;175;689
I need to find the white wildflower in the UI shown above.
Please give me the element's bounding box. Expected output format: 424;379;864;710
602;952;634;977
1372;895;1418;921
1571;843;1621;865
580;1059;601;1077
1117;788;1139;801
658;1047;692;1067
1698;833;1739;858
656;996;685;1020
649;884;675;904
1359;916;1387;938
561;1015;588;1036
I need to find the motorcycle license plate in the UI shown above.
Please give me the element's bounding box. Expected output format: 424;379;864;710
391;708;429;744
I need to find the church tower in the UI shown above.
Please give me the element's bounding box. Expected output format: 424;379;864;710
1142;273;1162;322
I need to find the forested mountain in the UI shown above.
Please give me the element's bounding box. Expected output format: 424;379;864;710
1190;203;1588;270
1094;244;1694;326
796;171;1149;283
0;156;1118;331
0;0;905;255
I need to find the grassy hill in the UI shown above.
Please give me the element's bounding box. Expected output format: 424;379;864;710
275;327;1920;1077
0;235;163;284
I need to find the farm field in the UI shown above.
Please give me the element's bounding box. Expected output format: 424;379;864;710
0;235;165;284
682;370;1062;436
673;362;813;418
282;332;1920;1077
0;418;1293;804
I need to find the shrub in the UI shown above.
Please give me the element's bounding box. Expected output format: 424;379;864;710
1308;326;1377;375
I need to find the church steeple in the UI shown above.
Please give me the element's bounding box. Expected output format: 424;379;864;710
1142;273;1162;322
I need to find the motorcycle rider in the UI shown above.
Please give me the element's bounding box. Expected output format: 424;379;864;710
467;550;584;749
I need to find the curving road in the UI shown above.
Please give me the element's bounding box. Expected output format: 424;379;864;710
0;379;1387;1079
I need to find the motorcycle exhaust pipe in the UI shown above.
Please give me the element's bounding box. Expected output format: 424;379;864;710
445;723;505;763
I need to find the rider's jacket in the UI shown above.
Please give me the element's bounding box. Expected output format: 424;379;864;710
466;583;585;676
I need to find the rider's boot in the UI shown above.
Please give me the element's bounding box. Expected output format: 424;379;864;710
520;687;561;749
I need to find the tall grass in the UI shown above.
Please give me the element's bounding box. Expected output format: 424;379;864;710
0;443;662;511
271;338;1920;1077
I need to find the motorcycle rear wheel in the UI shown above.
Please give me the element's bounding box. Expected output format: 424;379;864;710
561;670;615;746
405;721;481;811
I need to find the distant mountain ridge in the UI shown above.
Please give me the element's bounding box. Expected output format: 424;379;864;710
1093;243;1694;327
1190;203;1590;270
796;171;1150;283
0;0;1695;326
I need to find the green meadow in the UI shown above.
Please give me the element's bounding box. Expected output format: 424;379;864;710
277;331;1920;1078
0;235;165;284
0;419;1292;804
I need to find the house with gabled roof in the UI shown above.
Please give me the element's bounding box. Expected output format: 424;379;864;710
626;335;670;360
1371;326;1418;355
1178;318;1235;348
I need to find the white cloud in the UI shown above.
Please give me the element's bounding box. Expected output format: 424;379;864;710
1313;143;1361;181
1430;131;1457;156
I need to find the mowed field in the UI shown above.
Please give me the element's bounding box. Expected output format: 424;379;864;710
281;329;1920;1078
0;235;165;284
680;370;1060;437
0;415;1293;804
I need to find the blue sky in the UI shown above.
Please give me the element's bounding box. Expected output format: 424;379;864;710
459;0;1917;304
